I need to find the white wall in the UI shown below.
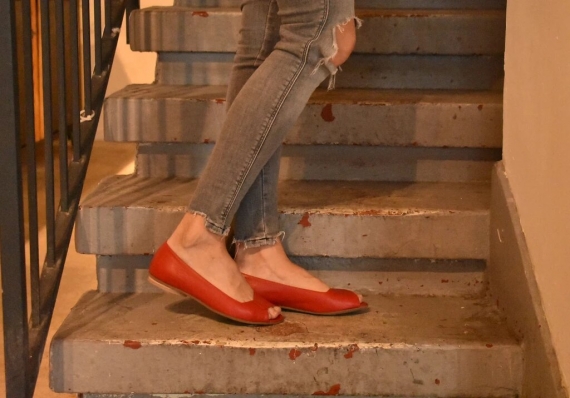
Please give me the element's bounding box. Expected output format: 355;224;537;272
97;0;174;139
503;0;570;388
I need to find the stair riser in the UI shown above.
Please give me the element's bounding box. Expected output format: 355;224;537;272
76;204;489;259
136;144;499;183
104;88;503;148
157;53;504;90
52;340;521;396
174;0;507;9
129;8;505;55
96;255;486;296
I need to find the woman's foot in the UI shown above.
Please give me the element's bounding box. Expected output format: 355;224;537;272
166;213;282;321
235;240;363;303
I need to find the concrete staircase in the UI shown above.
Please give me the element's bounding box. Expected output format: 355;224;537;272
50;1;522;397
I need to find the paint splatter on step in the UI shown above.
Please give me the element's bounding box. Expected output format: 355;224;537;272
344;344;359;359
123;340;142;349
289;349;302;360
192;11;209;17
313;384;341;396
298;213;312;227
321;104;335;122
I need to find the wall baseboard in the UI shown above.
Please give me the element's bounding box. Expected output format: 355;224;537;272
489;161;568;398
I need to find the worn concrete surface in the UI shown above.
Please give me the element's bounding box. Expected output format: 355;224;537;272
175;0;507;9
50;292;521;396
96;255;486;296
75;176;490;259
129;8;505;55
105;85;503;148
135;143;500;182
156;53;505;90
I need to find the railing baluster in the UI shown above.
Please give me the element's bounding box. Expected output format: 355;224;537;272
23;0;41;328
105;0;113;35
56;0;69;212
82;0;92;116
0;1;32;396
70;0;81;161
94;1;102;76
40;0;56;267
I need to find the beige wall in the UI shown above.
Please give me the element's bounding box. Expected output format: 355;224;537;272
503;0;570;388
97;0;174;139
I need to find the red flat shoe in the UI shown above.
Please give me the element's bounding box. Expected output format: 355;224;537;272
242;273;368;315
148;243;284;325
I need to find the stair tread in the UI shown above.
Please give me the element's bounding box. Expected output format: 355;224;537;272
106;85;503;148
76;177;490;258
51;291;521;395
109;84;503;105
80;176;490;214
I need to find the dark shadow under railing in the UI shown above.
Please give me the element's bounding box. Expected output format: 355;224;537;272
0;1;139;396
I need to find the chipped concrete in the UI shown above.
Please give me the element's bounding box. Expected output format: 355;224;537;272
75;176;490;259
105;85;503;148
51;292;521;396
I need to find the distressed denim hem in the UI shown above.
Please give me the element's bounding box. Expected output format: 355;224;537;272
313;16;363;90
233;231;286;249
186;210;231;237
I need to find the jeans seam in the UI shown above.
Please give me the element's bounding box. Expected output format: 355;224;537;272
261;166;267;235
220;0;330;225
253;0;276;68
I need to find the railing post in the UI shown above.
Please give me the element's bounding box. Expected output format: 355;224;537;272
0;1;31;397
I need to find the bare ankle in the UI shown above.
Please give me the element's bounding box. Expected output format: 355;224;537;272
169;213;225;250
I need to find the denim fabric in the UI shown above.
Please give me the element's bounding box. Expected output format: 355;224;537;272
188;0;357;244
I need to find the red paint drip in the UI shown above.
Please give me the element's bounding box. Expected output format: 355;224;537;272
313;384;341;396
486;343;494;348
249;348;256;356
344;344;359;359
289;348;302;360
478;104;483;110
203;138;211;144
123;340;142;349
298;213;312;227
310;343;319;351
215;98;225;104
192;11;209;17
435;379;441;385
441;279;449;283
321;104;335;122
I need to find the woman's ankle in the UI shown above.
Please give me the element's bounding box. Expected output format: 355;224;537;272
168;213;225;250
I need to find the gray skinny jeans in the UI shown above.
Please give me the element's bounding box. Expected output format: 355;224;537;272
188;0;357;247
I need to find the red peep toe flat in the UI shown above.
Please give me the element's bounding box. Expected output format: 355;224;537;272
148;243;284;325
243;273;368;315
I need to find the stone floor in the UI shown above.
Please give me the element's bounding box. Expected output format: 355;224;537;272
0;141;137;397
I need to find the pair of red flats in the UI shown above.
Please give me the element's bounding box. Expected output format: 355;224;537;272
148;242;368;325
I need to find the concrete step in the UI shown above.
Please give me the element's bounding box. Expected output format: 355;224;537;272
75;176;490;259
175;0;507;9
97;255;486;297
50;291;522;396
156;53;504;90
129;8;505;55
135;143;499;182
104;85;503;148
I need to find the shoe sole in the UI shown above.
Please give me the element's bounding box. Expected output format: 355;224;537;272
279;303;369;316
148;275;284;326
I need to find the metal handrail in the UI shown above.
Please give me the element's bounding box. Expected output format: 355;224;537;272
0;1;138;396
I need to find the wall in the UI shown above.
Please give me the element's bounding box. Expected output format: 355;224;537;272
502;0;570;388
97;0;174;139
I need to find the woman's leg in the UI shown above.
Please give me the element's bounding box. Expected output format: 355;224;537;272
167;0;358;315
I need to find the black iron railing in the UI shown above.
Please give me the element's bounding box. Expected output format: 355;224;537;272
0;1;138;396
